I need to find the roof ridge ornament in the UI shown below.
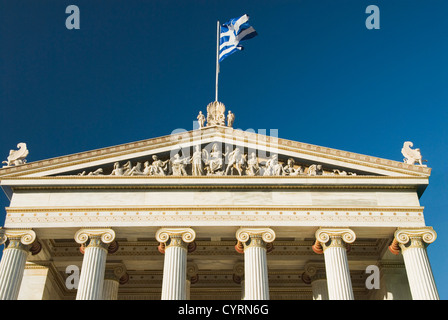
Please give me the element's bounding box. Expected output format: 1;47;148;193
197;101;235;128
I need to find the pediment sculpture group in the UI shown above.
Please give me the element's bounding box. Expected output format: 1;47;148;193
77;144;357;177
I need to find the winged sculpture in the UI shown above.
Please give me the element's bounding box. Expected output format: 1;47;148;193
401;141;426;166
2;143;29;167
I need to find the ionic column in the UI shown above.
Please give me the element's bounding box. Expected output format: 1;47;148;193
235;227;276;300
102;263;129;300
302;262;328;300
74;228;116;300
313;228;356;300
389;227;439;300
156;228;196;300
233;262;245;300
0;229;40;300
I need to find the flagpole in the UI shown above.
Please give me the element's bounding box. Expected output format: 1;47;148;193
215;20;220;102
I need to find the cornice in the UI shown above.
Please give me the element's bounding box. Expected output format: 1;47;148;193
0;126;431;178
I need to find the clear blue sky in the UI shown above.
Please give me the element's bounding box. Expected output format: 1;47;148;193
1;0;447;299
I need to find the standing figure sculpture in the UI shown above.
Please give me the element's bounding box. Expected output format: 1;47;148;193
197;111;206;128
263;154;282;176
246;152;260;176
191;145;204;176
225;148;246;176
2;143;29;167
227;111;235;128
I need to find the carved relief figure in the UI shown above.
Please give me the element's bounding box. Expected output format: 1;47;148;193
246;152;260;176
401;141;426;166
2;143;29;167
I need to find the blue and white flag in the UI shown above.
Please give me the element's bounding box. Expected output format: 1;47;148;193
219;14;257;63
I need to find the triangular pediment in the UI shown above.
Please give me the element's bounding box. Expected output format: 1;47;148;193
0;126;431;179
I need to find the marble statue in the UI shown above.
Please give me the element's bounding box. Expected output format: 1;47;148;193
227;111;235;128
401;141;426;166
263;154;282;176
308;164;323;176
171;154;190;176
282;158;303;176
246;152;260;176
149;155;170;176
127;162;144;176
2;143;29;168
110;162;125;176
225;148;246;176
88;168;104;176
191;145;204;176
197;111;206;128
203;143;224;175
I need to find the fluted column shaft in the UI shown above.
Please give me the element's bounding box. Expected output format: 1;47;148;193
101;263;128;300
76;238;108;300
156;228;196;300
244;241;269;299
323;243;353;300
102;279;119;300
162;240;187;299
236;228;276;300
74;228;116;300
0;229;37;300
314;228;356;300
391;228;439;300
311;279;329;300
0;240;29;300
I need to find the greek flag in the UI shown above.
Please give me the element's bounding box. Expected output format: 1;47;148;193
219;14;257;62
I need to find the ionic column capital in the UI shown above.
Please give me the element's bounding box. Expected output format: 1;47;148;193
302;262;326;284
75;228;116;245
104;263;129;284
0;228;40;254
75;228;116;252
156;228;196;251
389;227;437;253
235;227;276;250
187;262;199;284
0;228;36;246
314;227;356;252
